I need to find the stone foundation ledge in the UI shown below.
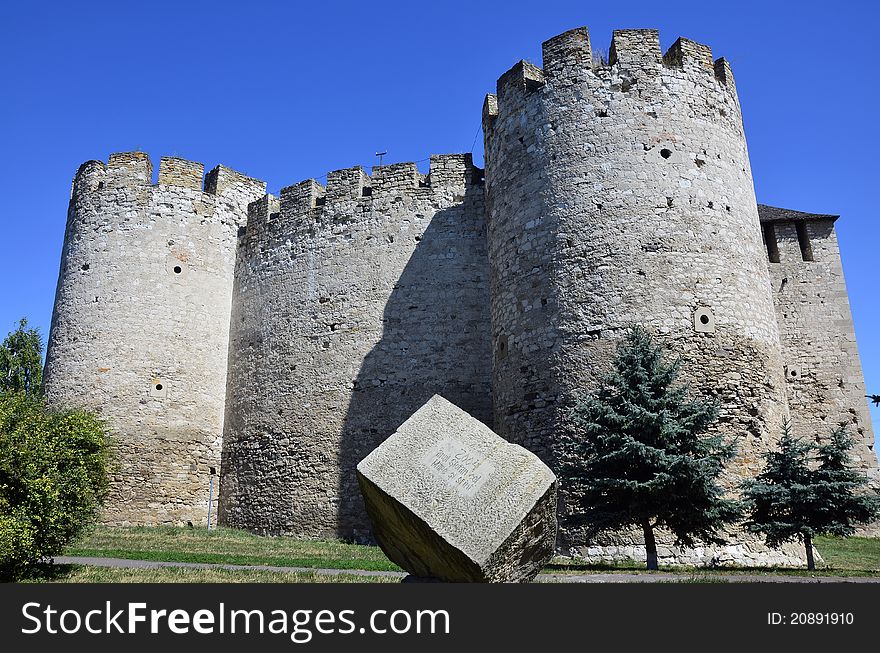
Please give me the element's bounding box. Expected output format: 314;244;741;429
563;541;813;568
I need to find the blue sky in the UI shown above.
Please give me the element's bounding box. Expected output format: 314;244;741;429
1;0;878;448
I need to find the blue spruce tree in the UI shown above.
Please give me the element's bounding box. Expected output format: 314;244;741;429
558;326;739;570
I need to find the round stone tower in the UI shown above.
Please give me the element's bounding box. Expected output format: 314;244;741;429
483;28;792;557
43;152;265;525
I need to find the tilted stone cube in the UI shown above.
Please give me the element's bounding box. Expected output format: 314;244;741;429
356;395;558;582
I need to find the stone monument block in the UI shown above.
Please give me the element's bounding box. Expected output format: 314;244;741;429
356;395;558;582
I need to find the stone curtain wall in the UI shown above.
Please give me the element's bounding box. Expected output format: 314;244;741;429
43;153;265;525
483;27;794;562
763;214;879;485
219;154;492;540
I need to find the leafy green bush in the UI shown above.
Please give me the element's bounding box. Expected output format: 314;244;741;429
0;392;110;580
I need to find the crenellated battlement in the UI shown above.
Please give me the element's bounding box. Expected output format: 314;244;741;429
495;60;545;110
541;27;592;78
72;152;264;201
663;36;714;72
609;28;662;71
241;154;482;249
107;151;152;186
158;156;204;190
486;27;739;131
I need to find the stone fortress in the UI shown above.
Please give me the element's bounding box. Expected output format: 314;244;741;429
43;26;878;564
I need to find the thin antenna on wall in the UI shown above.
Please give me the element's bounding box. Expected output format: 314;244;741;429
375;150;387;166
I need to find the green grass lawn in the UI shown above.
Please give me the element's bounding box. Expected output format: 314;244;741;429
65;525;403;571
813;535;880;571
44;526;879;583
24;564;396;583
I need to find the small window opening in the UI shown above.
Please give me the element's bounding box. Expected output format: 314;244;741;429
314;196;326;207
173;265;182;274
796;222;814;262
762;223;780;263
81;263;90;271
155;383;163;391
97;181;104;190
700;314;710;325
362;186;373;197
496;334;509;360
660;148;672;159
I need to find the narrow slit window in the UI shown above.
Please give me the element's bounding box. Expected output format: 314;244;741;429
796;222;814;262
762;223;780;263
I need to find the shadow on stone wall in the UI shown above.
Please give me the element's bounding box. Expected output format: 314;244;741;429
336;185;493;542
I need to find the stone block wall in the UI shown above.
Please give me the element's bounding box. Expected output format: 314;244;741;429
219;154;492;540
760;207;878;485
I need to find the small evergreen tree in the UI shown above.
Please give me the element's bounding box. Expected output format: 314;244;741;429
0;318;43;395
813;428;880;536
558;326;740;570
742;424;880;570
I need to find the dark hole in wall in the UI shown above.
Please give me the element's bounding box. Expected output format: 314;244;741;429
796;221;814;262
700;314;710;325
81;263;90;271
525;78;543;93
762;223;780;263
173;265;182;274
155;383;163;391
660;148;672;159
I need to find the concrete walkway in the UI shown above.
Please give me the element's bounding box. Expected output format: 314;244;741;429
54;556;880;583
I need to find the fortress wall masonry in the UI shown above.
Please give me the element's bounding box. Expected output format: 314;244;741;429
761;211;877;487
219;154;492;539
